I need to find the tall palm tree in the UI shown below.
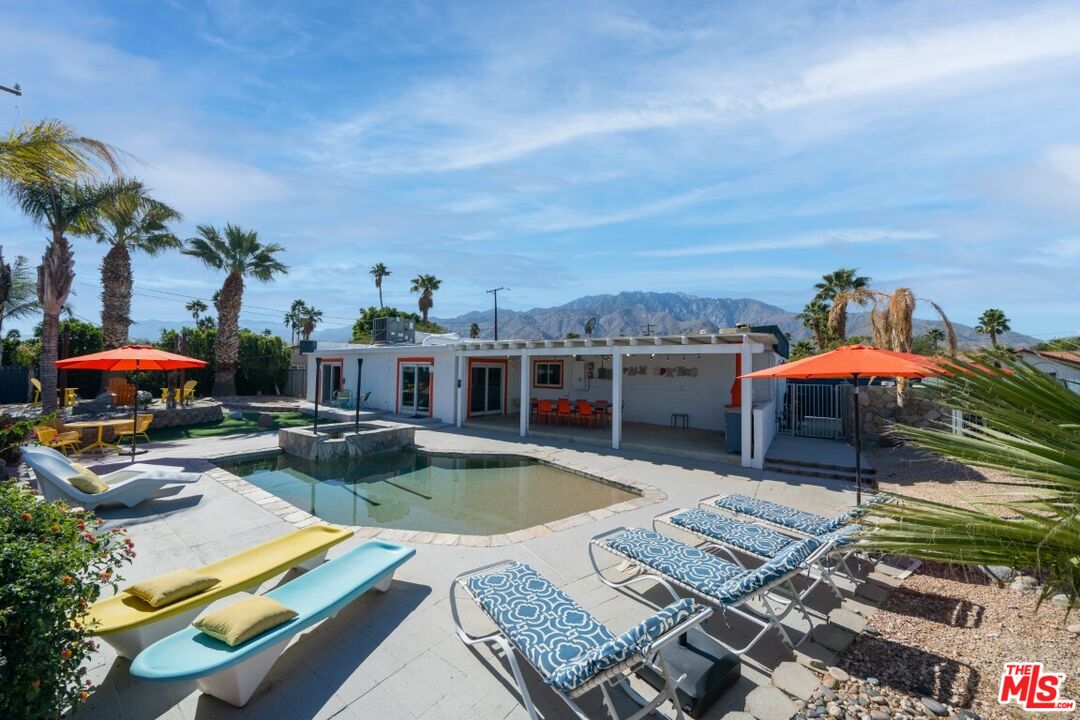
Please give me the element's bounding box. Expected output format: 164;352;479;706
1;119;119;187
797;297;831;349
76;181;181;349
184;224;287;397
976;308;1010;348
300;306;323;341
284;299;307;345
11;179;131;412
370;263;391;308
924;327;945;352
469;322;480;339
186;299;208;324
409;274;441;323
814;268;870;341
0;251;39;366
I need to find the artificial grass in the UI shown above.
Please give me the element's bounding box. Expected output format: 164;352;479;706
146;411;314;442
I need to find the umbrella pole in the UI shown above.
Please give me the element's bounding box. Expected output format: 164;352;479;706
355;358;363;432
852;372;861;505
131;361;139;463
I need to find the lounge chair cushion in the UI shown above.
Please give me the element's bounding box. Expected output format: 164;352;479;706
467;562;616;691
548;597;698;692
667;509;793;557
712;494;886;535
67;463;108;495
709;534;823;604
125;569;219;608
193;594;298;646
603;528;743;598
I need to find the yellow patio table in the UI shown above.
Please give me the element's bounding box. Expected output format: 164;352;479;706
65;417;135;455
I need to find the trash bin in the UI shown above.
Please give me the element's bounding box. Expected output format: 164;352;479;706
724;407;741;453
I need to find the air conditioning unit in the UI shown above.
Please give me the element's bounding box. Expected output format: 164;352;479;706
372;317;416;344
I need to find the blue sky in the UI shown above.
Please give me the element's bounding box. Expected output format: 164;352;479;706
1;0;1079;339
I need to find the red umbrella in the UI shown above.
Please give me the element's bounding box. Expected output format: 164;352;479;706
56;345;206;461
741;344;940;503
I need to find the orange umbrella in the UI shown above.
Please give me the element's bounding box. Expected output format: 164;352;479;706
741;344;940;503
56;345;206;461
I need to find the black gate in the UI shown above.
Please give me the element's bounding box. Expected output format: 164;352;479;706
0;366;30;404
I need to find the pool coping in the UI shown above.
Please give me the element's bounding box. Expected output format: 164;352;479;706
198;444;667;547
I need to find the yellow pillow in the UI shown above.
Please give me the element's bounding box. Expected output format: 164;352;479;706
124;569;219;608
193;595;298;646
66;463;108;494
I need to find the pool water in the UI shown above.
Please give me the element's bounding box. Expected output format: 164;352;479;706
217;450;637;535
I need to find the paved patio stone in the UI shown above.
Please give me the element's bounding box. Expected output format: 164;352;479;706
810;624;856;653
855;581;892;603
772;661;821;699
744;686;797;720
828;607;869;634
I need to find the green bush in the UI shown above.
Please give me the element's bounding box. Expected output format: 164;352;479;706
154;326;290;396
0;483;134;718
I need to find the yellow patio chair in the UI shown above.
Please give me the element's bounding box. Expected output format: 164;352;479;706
30;377;41;404
181;380;197;404
114;415;153;448
159;387;181;404
34;425;82;456
63;388;78;407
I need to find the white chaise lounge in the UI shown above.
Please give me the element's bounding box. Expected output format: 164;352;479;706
22;445;201;510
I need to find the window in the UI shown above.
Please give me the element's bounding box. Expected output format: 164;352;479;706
533;360;563;388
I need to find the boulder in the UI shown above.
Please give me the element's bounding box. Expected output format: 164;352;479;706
257;412;275;429
228;410;244;420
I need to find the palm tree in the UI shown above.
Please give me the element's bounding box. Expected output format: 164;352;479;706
370;263;391;308
300;306;323;341
0;251;39;366
469;322;480;339
814;268;870;341
284;299;307;345
184;224;287;396
409;274;441;323
186;299;208;325
924;327;945;352
11;179;131;412
76;181;181;349
860;354;1080;608
976;308;1010;348
798;297;831;349
1;119;119;187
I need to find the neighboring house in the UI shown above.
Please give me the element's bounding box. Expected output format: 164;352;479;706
1016;349;1080;394
304;326;788;469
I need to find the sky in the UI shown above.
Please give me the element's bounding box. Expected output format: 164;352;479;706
1;0;1079;340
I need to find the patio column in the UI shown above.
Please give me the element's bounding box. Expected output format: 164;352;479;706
455;355;465;428
611;351;623;450
740;336;753;467
519;351;529;437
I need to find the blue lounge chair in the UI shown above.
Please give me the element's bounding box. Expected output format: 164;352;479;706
703;493;887;537
451;560;712;720
655;507;860;600
131;540;415;707
589;527;840;655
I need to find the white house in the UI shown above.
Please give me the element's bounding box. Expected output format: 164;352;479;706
304;326;788;469
1016;349;1080;394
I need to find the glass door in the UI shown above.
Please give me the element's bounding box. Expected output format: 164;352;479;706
321;363;341;403
469;364;504;416
399;363;432;416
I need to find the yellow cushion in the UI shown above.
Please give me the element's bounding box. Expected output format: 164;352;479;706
193;595;298;646
66;463;108;494
124;569;219;608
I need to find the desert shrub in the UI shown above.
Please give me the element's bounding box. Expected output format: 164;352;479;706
0;484;134;718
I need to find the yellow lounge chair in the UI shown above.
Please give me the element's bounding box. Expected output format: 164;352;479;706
30;377;41;404
33;425;82;456
115;414;154;447
86;524;353;658
182;379;197;404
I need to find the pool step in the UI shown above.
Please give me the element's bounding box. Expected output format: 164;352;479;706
763;458;875;483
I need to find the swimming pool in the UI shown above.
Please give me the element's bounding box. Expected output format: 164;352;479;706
216;450;637;535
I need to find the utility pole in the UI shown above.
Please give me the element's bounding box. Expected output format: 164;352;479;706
0;83;21;96
641;322;655;336
486;287;508;341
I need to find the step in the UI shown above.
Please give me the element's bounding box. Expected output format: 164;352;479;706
764;461;878;484
763;455;876;475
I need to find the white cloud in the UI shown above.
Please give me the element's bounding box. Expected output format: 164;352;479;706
637;228;936;258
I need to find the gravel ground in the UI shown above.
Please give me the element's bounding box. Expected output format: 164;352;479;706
837;445;1078;719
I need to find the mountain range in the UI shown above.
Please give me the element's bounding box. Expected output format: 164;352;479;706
131;292;1039;349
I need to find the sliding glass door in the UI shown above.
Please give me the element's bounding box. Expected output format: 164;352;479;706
469;364;504;416
399;363;431;416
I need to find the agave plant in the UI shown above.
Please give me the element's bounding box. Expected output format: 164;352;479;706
859;353;1080;608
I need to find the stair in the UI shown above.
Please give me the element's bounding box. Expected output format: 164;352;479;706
763;457;876;483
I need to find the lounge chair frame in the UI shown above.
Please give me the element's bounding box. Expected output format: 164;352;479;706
588;527;819;657
652;509;848;602
451;559;713;720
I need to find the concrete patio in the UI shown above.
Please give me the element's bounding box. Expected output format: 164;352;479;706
64;425;881;720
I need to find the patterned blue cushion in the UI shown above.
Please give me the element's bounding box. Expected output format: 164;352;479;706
709;534;824;603
817;494;888;533
603;528;743;598
548;598;698;692
467;563;614;689
668;508;794;557
711;495;836;535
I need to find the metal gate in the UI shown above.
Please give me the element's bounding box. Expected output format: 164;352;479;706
778;382;852;439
